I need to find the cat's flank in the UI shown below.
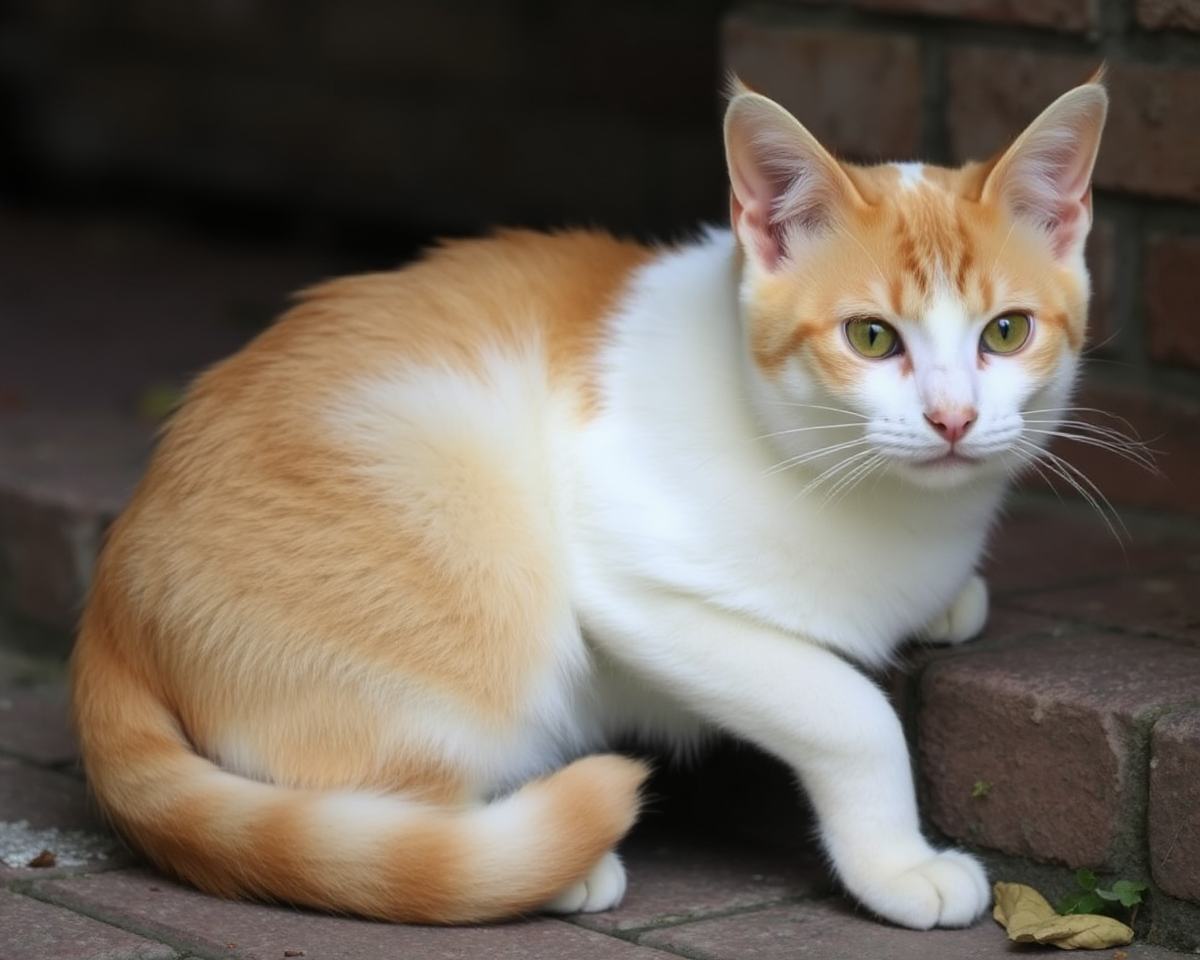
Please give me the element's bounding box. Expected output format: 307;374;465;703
71;76;1106;929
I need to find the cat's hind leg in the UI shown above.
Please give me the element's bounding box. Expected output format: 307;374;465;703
920;573;988;645
541;850;627;913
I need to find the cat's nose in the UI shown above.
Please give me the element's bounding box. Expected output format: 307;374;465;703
924;408;976;445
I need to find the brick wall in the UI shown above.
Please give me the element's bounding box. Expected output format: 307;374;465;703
3;1;1198;515
0;0;730;239
723;0;1200;517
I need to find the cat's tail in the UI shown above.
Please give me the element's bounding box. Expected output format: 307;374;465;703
70;631;648;923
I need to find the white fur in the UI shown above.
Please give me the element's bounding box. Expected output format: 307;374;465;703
322;231;1078;929
894;162;926;190
563;232;1022;927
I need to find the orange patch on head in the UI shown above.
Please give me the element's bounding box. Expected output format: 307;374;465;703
745;152;1089;393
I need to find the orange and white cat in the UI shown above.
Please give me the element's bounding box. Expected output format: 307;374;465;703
71;76;1107;929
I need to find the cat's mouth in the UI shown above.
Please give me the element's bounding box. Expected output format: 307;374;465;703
914;451;982;469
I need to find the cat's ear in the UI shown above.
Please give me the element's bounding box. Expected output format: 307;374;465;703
981;79;1107;262
724;83;859;273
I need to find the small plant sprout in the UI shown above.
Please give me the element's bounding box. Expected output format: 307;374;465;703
1057;869;1149;926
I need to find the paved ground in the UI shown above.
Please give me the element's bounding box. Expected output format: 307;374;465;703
2;210;1199;957
0;640;1191;960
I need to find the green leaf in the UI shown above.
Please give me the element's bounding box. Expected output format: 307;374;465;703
1075;868;1098;891
1058;890;1107;916
1106;880;1148;908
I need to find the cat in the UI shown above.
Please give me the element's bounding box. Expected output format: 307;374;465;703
70;74;1108;930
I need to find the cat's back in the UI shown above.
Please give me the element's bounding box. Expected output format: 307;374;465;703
94;229;655;725
214;229;654;410
120;228;656;574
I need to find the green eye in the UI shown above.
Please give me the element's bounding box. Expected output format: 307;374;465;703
845;317;901;359
980;312;1032;355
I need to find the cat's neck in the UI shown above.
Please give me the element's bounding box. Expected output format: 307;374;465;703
575;232;1007;663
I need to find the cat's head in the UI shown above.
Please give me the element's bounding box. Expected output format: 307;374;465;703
724;76;1107;493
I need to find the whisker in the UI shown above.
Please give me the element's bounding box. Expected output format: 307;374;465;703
793;447;878;503
762;437;873;479
831;222;887;287
1021;428;1159;473
1014;438;1129;544
990;221;1017;275
1022;405;1154;444
821;452;887;508
747;399;870;421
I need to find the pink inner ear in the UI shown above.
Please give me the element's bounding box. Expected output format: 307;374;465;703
725;96;852;275
985;86;1106;263
1004;134;1093;258
729;156;792;271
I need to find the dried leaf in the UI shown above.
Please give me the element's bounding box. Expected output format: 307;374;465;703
994;882;1134;950
26;849;56;868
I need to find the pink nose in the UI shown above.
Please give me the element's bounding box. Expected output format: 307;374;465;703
925;408;976;445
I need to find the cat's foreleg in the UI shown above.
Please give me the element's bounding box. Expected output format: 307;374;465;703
920;573;988;645
589;589;989;930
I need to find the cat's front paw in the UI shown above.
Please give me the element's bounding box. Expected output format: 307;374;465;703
922;574;988;645
542;851;627;914
855;849;990;929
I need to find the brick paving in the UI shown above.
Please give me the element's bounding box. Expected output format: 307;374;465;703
2;214;1200;956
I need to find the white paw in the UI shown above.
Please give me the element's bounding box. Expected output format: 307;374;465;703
854;849;990;929
922;574;988;645
541;851;627;914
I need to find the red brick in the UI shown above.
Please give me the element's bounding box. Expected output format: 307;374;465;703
1146;233;1200;371
0;490;103;631
572;828;827;935
0;889;175;960
38;869;664;960
721;14;922;160
0;683;77;766
918;632;1200;867
1011;565;1200;647
1024;381;1200;519
1150;710;1200;902
853;0;1096;33
0;757;95;832
946;49;1200;203
981;503;1198;596
523;1;724;125
1085;216;1119;353
1138;0;1200;31
639;897;1016;959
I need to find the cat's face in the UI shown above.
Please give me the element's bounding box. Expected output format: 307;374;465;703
725;80;1107;494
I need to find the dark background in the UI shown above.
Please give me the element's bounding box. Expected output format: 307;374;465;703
0;0;733;267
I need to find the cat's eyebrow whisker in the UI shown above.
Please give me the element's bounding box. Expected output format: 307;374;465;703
990;221;1017;275
830;222;887;288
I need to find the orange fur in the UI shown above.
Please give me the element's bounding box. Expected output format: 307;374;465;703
72;230;652;920
747;160;1088;388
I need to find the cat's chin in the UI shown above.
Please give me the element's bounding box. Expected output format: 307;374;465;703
892;454;1003;491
